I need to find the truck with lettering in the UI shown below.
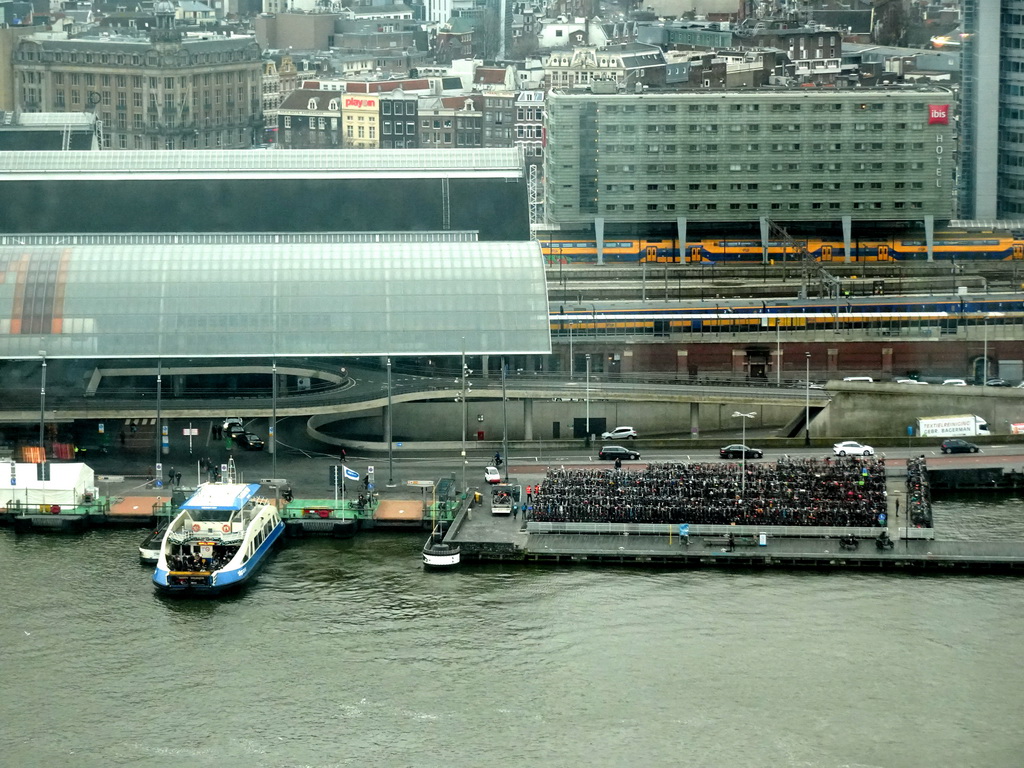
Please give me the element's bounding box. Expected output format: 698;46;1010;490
490;483;521;516
917;414;990;438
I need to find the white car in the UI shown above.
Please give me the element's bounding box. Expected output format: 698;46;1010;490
833;441;875;457
942;379;968;386
484;466;502;484
601;426;638;440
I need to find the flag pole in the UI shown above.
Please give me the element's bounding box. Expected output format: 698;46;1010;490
334;465;339;507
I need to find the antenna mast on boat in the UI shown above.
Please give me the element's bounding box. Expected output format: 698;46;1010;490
225;456;237;484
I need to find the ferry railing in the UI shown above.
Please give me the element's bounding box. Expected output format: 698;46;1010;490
525;522;902;539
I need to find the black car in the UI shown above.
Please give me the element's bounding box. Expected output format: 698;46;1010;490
598;445;640;461
236;432;265;451
719;444;764;459
940;439;979;454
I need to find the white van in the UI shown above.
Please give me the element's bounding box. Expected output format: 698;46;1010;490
842;376;874;383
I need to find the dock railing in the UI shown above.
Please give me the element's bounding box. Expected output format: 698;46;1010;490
899;527;936;540
525;522;904;539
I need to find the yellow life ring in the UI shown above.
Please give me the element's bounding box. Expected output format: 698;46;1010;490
222;524;231;533
192;523;201;532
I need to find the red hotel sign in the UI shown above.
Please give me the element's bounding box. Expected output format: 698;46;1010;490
928;104;949;125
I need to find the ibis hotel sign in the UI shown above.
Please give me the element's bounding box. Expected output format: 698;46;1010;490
930;104;949;188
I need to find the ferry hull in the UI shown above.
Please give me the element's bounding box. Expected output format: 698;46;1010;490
153;525;283;597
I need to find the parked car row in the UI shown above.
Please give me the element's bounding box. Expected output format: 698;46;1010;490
480;436;980;476
221;417;264;450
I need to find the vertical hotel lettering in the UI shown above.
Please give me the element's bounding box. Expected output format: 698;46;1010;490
929;104;949;188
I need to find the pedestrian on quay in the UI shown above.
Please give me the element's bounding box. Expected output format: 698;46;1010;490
168;467;176;487
513;504;518;520
526;485;533;503
175;471;182;487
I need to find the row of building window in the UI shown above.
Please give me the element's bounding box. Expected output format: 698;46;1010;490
380;101;417;115
602;141;929;152
600;161;934;173
599;102;927;114
600;201;927;212
20;49;253;66
35;71;249;88
103;128;247;149
53;87;248;107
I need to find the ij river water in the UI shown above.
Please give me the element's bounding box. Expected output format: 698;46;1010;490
2;496;1023;768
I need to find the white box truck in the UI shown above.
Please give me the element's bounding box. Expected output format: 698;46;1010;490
917;414;990;438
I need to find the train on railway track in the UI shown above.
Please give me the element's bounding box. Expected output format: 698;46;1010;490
551;294;1024;335
541;232;1024;264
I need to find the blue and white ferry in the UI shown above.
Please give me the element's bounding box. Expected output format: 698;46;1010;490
152;482;284;596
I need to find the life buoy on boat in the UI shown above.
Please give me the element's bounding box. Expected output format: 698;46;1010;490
222;524;231;533
192;523;201;532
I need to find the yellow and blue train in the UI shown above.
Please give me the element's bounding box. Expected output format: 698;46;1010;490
551;295;1024;336
541;234;1024;264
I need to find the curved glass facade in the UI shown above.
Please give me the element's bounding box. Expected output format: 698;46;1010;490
0;237;550;359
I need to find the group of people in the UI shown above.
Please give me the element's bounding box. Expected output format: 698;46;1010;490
199;457;222;483
529;456;890;528
167;548;236;573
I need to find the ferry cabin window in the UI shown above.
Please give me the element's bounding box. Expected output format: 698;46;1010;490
190;510;232;522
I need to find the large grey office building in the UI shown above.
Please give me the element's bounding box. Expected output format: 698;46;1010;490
544;87;956;243
959;1;1021;219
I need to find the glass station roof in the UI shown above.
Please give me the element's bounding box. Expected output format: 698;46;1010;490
0;148;525;179
0;237;550;359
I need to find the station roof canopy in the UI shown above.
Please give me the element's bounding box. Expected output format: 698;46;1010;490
0;234;550;359
0;147;526;181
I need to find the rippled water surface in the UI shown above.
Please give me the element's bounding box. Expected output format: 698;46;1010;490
2;497;1024;768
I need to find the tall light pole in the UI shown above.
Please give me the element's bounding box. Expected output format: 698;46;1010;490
501;356;509;482
804;353;811;446
982;312;1005;384
386;357;394;485
585;353;592;442
732;411;756;497
38;350;46;458
568;322;574;380
460;341;468;492
776;322;781;387
271;358;278;482
983;318;988;385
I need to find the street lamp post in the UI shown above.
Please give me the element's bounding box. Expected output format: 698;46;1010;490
983;318;988;385
38;351;46;458
460;342;468;492
732;411;756;497
271;359;278;482
776;322;781;387
804;352;811;447
585;353;591;442
982;312;1005;384
501;356;509;483
386;357;393;485
568;322;574;380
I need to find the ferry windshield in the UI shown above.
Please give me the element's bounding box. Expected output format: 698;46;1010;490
188;510;237;523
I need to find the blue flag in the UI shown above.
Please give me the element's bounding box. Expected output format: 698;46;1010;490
343;465;360;482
